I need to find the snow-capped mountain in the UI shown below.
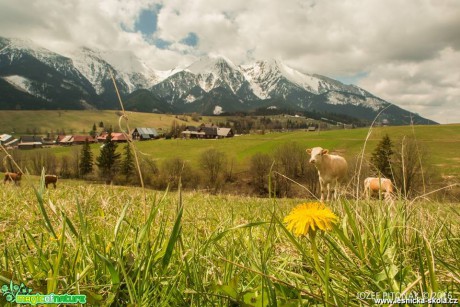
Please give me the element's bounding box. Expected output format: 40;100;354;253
0;36;436;124
0;37;98;109
151;56;258;108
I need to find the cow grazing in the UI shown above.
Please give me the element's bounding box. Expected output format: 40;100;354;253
45;175;58;189
307;147;348;202
4;172;23;185
364;177;394;201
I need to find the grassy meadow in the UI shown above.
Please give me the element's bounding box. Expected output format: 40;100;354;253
0;110;199;135
132;124;460;176
0;175;459;306
1;111;460;305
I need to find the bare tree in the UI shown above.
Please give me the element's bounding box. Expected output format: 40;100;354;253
200;148;226;193
392;136;430;198
249;153;273;194
161;157;194;189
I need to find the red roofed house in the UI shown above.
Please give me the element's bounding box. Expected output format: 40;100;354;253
73;135;96;145
97;132;128;143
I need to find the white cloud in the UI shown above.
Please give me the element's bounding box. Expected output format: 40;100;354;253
359;48;460;124
0;0;459;123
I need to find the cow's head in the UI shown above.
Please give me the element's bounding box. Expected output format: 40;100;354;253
306;147;328;164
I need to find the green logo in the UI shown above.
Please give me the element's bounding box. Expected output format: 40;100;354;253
1;281;86;305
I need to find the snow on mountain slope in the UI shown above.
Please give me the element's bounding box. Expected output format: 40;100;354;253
2;36;432;123
240;59;322;99
276;61;322;93
68;48;114;94
67;48;163;94
3;75;49;100
240;59;374;100
1;37;89;82
185;56;246;93
326;91;387;111
98;50;161;91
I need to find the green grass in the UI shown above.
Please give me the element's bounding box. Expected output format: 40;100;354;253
58;123;460;177
0;176;459;306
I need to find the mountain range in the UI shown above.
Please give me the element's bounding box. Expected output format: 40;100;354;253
0;37;436;125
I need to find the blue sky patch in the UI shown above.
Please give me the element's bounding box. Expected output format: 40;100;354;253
135;8;159;36
335;71;368;85
154;38;172;49
180;32;199;47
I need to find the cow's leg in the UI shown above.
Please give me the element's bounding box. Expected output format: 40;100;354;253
53;182;56;189
365;186;370;200
319;179;326;202
331;180;338;200
326;182;331;201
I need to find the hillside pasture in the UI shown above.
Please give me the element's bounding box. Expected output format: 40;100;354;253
0;110;198;135
116;124;460;178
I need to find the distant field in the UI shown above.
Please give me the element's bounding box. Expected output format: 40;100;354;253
0;110;198;135
125;124;460;177
0;110;318;136
1;110;459;177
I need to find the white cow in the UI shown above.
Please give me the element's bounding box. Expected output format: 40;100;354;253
364;177;394;201
307;147;348;202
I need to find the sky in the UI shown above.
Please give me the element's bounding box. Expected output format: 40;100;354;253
0;0;459;124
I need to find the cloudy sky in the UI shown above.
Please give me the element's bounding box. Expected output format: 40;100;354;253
1;0;459;123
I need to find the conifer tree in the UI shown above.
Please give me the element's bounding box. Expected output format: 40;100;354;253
90;123;97;138
370;134;394;178
79;138;93;176
96;129;120;184
121;142;135;180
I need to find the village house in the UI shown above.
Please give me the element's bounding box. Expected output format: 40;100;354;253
72;135;96;145
18;135;43;149
97;132;128;143
131;127;159;140
56;135;74;146
217;127;234;138
181;125;234;139
181;126;205;139
0;134;15;145
0;134;19;148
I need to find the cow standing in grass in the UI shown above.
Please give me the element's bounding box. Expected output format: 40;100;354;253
364;177;394;202
4;172;22;186
307;147;348;202
45;175;58;189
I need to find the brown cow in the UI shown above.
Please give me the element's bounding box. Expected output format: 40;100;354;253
4;172;23;185
307;147;348;202
45;175;58;189
364;177;394;201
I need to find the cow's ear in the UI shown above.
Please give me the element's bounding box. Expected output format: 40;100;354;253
321;149;329;155
306;148;311;154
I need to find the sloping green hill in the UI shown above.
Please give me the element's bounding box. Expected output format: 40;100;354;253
130;124;460;176
0;110;197;135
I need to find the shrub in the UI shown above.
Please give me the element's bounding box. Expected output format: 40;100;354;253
200;148;226;193
249;153;272;195
159;157;195;190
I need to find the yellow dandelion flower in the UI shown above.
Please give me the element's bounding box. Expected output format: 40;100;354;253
284;202;338;237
